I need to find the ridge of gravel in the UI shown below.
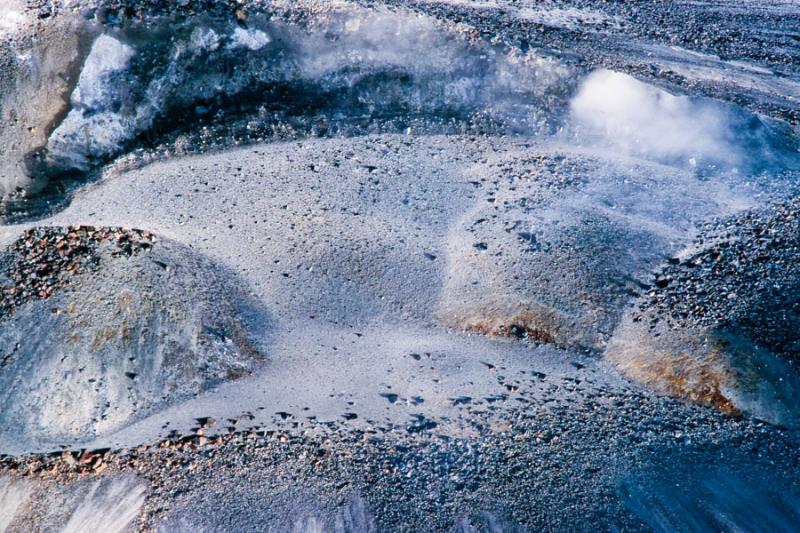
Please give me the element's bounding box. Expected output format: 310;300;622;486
2;380;798;531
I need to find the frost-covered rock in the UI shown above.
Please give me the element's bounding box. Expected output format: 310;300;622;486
46;35;135;171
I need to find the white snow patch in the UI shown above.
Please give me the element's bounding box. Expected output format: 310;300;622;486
635;43;800;105
418;0;501;7
417;1;620;30
517;7;618;30
229;27;271;50
72;35;134;109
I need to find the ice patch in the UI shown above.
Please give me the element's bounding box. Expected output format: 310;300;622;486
0;477;33;531
47;35;135;170
290;496;376;533
229;27;271;50
620;468;800;532
71;35;135;109
517;7;618;30
189;27;221;53
62;477;146;533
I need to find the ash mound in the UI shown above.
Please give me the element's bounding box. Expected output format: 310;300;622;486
437;149;764;351
608;200;800;426
0;227;269;448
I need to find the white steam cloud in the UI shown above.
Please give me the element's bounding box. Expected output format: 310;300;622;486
570;70;742;169
36;11;798;181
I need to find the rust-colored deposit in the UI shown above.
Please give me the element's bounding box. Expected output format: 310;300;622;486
452;303;564;346
610;335;742;415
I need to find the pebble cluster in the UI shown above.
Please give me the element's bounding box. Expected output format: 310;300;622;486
635;199;800;362
0;226;155;323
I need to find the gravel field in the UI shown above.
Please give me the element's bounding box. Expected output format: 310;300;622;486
0;0;799;531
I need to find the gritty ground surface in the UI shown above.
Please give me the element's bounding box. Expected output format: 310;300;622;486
3;394;800;532
1;0;800;531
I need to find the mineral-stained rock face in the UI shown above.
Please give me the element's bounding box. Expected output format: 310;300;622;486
0;226;269;447
607;200;800;426
0;9;92;205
